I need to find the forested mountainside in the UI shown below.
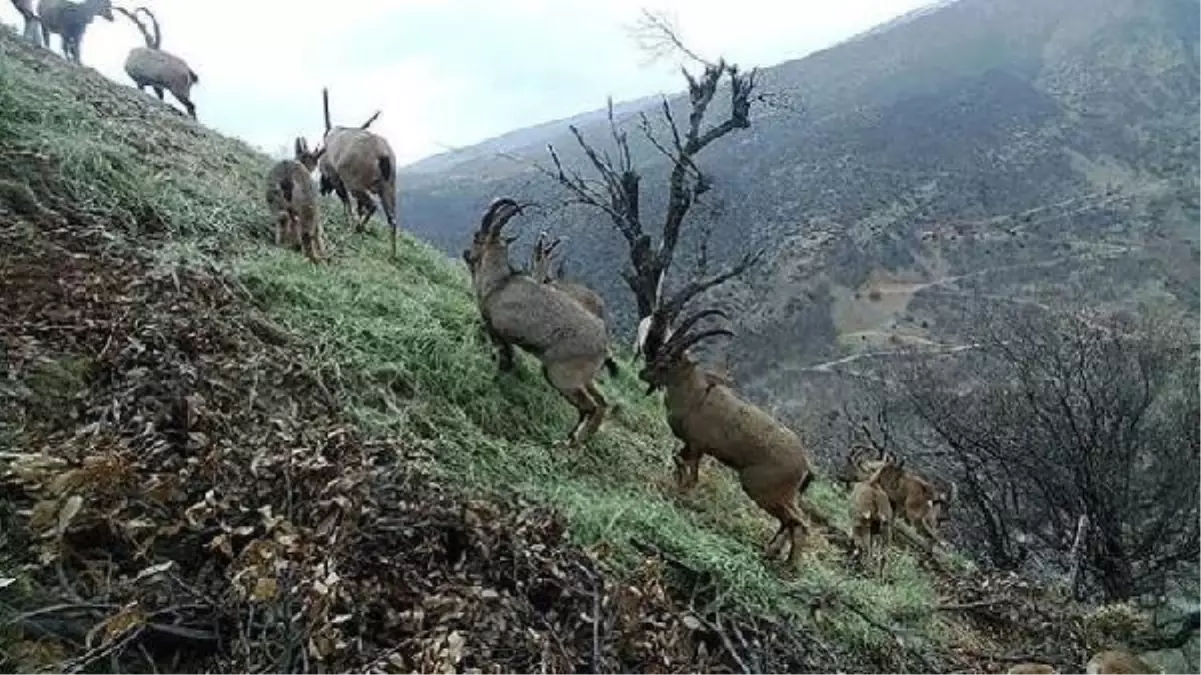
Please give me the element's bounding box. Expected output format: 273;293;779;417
399;0;1200;410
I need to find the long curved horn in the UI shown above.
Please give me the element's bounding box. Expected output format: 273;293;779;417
661;328;736;366
663;308;730;349
322;88;332;135
479;199;511;233
489;200;524;233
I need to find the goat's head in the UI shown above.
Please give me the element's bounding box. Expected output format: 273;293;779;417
638;307;734;395
835;443;883;486
90;0;115;21
929;480;958;525
530;230;563;282
293;137;325;172
464;197;525;272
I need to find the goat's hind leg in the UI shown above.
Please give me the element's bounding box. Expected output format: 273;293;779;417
543;362;600;448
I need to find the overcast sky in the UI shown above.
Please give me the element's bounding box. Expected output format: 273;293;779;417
2;0;929;166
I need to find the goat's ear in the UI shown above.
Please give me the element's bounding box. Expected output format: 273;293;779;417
313;145;327;160
503;234;519;246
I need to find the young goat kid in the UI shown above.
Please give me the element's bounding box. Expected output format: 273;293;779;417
463;198;611;448
839;444;956;548
1085;650;1159;674
36;0;113;64
265;138;325;264
639;308;815;564
530;230;619;377
10;0;43;47
307;89;399;258
115;7;200;119
849;463;893;575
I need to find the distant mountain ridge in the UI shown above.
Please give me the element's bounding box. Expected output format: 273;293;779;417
398;0;1200;418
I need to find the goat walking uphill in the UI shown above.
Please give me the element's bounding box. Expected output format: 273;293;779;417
849;463;893;575
265;138;326;264
308;88;400;258
530;230;619;377
464;198;611;448
36;0;113;64
639;308;815;564
9;0;42;46
115;6;200;119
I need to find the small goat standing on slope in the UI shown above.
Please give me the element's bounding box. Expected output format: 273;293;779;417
9;0;43;47
265;138;326;264
35;0;113;64
639;307;816;565
463;198;611;448
303;88;400;258
114;6;200;119
849;461;893;575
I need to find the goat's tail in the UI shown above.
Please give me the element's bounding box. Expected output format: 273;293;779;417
377;155;394;182
603;354;620;377
188;68;199;84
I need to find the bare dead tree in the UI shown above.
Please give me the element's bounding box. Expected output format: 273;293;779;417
544;12;765;345
892;303;1199;600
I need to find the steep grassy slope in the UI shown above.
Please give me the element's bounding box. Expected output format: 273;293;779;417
0;25;1031;674
397;0;1200;420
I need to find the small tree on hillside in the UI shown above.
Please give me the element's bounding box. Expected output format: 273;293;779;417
895;303;1199;601
544;11;766;349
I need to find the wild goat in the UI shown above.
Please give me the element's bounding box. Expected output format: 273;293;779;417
265;138;325;264
114;7;199;119
9;0;42;46
35;0;113;64
1007;663;1057;674
639;307;815;564
304;89;399;258
838;444;956;546
848;463;893;575
1085;650;1158;674
463;198;610;447
529;230;619;377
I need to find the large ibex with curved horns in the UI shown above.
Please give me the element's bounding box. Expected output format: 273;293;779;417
638;307;816;564
115;6;199;119
530;230;619;378
463;198;612;447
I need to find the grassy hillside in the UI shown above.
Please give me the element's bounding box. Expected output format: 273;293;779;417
5;21;1178;675
397;0;1200;419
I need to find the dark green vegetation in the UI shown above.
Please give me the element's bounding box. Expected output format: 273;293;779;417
399;0;1200;417
0;20;1111;675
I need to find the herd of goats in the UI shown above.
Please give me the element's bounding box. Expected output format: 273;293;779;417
6;3;1176;672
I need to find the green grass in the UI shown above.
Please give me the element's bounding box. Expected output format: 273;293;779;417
0;27;944;664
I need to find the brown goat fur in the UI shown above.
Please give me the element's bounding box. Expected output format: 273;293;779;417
529;230;619;378
306;88;400;258
849;464;893;575
1085;650;1158;674
264;138;326;263
1008;663;1058;674
115;7;200;119
36;0;113;64
464;198;611;447
639;308;816;565
839;444;955;546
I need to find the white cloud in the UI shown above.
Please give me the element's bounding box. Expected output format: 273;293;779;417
1;0;931;165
